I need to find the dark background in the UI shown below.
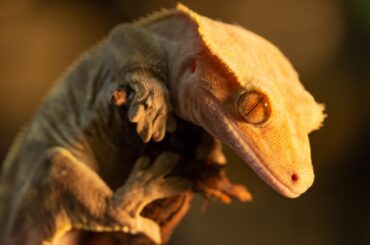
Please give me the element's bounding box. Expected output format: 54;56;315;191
0;0;369;244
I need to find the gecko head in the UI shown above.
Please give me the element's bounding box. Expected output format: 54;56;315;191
167;5;325;197
172;49;325;198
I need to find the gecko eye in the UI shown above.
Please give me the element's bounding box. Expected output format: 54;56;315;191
237;91;271;125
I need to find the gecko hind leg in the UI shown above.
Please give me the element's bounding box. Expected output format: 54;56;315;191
48;149;189;244
5;148;189;245
108;152;191;243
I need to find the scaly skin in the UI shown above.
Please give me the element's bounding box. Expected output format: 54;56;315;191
161;4;325;198
0;3;324;245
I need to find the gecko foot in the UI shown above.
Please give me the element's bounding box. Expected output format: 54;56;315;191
122;71;174;142
109;152;191;244
191;165;252;204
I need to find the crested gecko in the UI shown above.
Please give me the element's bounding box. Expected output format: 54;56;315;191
0;4;325;245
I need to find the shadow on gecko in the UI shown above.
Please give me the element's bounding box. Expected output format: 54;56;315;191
0;3;324;245
72;88;251;245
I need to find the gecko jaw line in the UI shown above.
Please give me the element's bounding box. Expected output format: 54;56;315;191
204;96;300;198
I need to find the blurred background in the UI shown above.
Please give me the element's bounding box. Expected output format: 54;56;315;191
0;0;369;244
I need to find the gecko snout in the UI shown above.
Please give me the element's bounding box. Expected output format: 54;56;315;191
284;166;314;198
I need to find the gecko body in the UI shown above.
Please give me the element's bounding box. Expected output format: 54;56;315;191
0;4;324;245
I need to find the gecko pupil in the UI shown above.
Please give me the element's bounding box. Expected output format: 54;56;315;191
237;91;271;125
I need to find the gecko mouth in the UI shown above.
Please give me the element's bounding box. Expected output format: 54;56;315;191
201;95;301;198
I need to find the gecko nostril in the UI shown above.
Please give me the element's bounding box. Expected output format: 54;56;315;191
291;173;299;182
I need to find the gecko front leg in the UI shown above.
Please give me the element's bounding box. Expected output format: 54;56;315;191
126;70;173;142
107;24;176;143
111;77;176;143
